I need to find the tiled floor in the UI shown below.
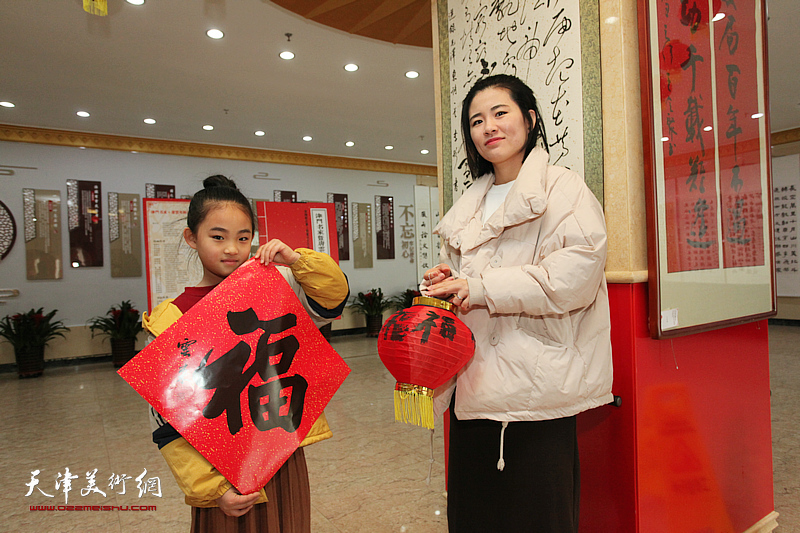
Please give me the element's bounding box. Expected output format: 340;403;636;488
0;328;796;533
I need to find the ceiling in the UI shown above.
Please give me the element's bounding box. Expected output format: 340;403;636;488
0;0;797;169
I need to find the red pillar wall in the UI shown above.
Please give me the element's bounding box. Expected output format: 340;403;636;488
579;283;774;532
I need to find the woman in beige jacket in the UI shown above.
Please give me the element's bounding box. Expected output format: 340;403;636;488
422;74;613;533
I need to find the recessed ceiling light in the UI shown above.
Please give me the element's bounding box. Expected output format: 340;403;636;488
421;149;429;155
712;12;726;22
703;126;713;131
751;112;764;119
143;118;156;124
345;141;355;147
384;145;394;150
207;29;224;39
280;51;295;60
77;111;90;118
405;71;419;79
344;63;359;72
661;136;670;142
0;101;15;108
605;16;619;24
303;135;312;142
203;124;214;131
255;130;265;136
126;0;145;5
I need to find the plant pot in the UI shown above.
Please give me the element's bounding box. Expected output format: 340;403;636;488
111;338;137;368
366;314;383;337
15;345;45;378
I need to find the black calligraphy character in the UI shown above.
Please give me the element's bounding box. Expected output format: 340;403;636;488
730;165;743;193
248;374;308;433
680;0;703;33
480;58;496;76
413;311;440;344
684;96;706;155
719;16;739;55
439;316;457;341
726;105;742;157
686;155;706;193
382;310;410;341
726;64;740;99
197;308;300;435
178;338;197;358
687;199;716;249
682;45;704;93
727;198;751;245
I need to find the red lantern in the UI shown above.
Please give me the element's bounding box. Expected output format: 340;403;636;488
378;296;475;429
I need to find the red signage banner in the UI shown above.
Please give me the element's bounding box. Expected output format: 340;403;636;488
118;261;350;493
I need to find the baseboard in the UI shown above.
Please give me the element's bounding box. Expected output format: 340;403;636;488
744;511;779;533
0;353;115;374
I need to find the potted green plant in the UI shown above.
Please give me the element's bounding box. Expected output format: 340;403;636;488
389;288;422;310
0;308;69;378
88;300;143;367
349;288;393;337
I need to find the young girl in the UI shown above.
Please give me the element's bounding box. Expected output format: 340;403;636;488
422;75;613;532
142;175;349;533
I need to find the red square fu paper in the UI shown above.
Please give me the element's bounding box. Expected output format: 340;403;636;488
118;260;350;494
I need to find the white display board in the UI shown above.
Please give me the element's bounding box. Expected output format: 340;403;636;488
772;154;800;297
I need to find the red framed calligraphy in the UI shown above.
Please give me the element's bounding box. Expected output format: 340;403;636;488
118;261;350;493
639;0;775;338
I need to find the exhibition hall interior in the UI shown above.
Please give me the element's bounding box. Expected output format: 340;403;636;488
0;1;798;532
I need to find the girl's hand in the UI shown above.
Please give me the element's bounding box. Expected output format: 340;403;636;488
425;277;471;311
216;488;261;517
253;239;301;266
420;263;453;295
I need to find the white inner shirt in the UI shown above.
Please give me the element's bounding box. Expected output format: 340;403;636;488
482;180;515;224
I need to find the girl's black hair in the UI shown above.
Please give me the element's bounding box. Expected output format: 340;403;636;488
460;74;549;180
186;175;255;233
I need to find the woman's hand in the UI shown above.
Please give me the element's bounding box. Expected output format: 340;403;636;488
420;263;453;295
216;488;261;517
425;277;471;311
253;239;301;266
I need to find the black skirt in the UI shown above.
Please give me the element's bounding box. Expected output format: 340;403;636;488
447;397;580;533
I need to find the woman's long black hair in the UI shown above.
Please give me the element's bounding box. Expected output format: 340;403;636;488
460;74;549;180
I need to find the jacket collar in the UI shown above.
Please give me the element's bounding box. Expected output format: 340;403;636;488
436;147;550;248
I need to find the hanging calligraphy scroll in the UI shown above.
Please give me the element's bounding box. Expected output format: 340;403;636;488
639;0;775;338
118;261;350;494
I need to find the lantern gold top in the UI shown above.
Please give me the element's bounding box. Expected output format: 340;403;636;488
412;296;455;313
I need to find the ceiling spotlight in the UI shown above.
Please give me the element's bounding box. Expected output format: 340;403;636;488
126;0;145;5
405;71;419;79
255;130;265;136
280;51;295;60
345;141;355;147
384;145;394;150
0;101;15;108
143;118;156;124
751;112;764;119
703;126;713;131
303;135;312;141
661;136;670;142
712;12;726;22
203;124;214;131
344;63;359;72
77;111;90;118
206;29;224;39
421;149;429;155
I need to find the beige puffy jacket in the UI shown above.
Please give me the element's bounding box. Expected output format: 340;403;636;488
433;147;613;423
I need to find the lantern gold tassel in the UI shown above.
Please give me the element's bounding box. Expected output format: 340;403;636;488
83;0;108;16
394;383;435;429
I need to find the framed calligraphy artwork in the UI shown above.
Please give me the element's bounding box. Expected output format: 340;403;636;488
639;0;775;338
